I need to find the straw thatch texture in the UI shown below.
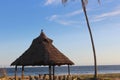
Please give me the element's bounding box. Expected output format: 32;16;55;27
11;31;74;66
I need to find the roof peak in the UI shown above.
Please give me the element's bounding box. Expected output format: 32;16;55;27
41;29;43;32
40;29;46;37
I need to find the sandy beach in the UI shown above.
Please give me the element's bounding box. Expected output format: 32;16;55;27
3;73;119;80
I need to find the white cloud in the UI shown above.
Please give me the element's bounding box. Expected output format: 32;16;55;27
92;17;105;22
47;8;120;24
47;9;83;25
93;9;120;22
96;10;120;19
57;20;70;25
49;15;58;21
44;0;61;6
48;9;83;21
48;15;81;26
66;10;83;17
57;20;80;26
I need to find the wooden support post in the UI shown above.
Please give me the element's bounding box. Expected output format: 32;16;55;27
21;66;24;80
53;65;55;80
68;65;70;75
15;66;17;80
49;65;52;80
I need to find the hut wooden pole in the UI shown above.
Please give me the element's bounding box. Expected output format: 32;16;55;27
49;65;52;80
21;66;24;80
53;65;55;80
15;66;17;80
68;65;70;75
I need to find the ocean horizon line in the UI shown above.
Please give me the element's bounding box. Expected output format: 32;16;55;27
0;65;119;76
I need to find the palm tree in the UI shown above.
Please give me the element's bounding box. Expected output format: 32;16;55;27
62;0;100;79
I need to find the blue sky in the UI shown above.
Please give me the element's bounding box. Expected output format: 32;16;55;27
0;0;120;66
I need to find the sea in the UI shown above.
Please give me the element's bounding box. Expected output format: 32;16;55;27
2;65;120;76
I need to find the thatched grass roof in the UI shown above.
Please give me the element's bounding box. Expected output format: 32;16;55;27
11;31;74;66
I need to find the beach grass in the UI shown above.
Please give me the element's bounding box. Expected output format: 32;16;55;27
0;68;9;80
7;73;120;80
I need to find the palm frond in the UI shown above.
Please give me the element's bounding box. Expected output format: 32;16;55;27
61;0;100;3
61;0;100;6
83;0;88;6
62;0;68;4
98;0;101;4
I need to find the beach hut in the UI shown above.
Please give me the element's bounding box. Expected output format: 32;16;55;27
11;30;74;80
